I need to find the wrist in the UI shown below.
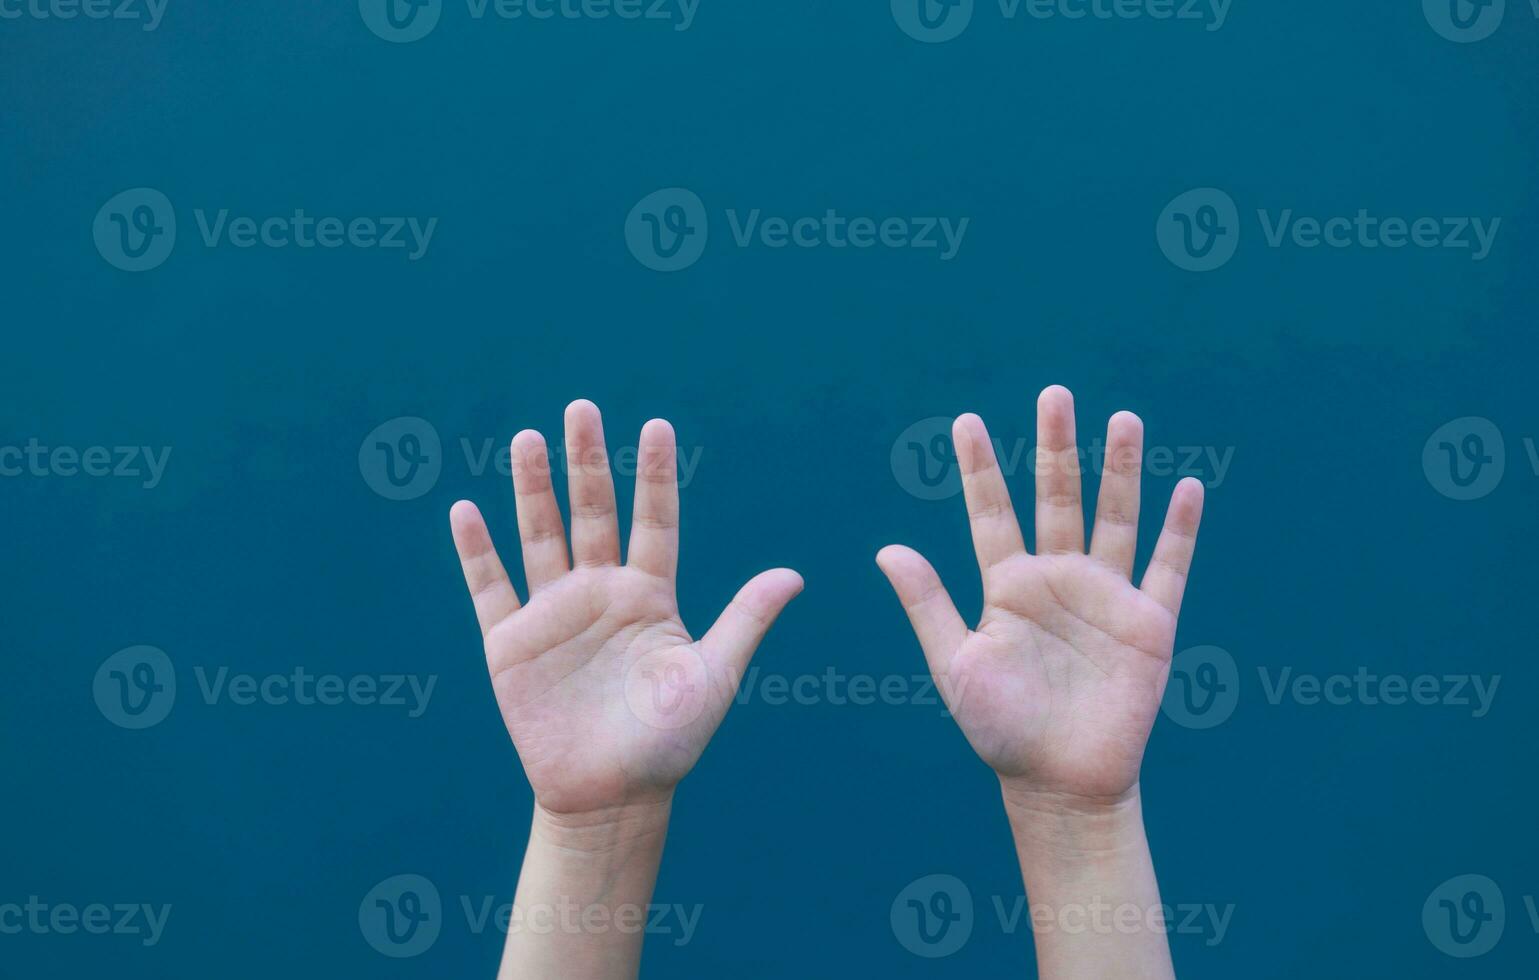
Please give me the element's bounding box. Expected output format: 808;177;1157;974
530;796;674;859
999;781;1149;871
509;797;672;975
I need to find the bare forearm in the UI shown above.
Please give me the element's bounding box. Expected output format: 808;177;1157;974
1002;783;1176;980
499;798;673;980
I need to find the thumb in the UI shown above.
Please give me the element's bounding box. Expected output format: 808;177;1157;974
701;568;804;681
875;545;967;674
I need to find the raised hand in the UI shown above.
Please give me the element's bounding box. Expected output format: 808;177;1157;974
449;400;802;818
877;386;1205;805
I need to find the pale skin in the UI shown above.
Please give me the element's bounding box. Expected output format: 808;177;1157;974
449;400;801;980
450;389;1203;978
876;385;1204;979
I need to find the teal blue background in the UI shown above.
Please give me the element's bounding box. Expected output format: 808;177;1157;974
3;2;1537;976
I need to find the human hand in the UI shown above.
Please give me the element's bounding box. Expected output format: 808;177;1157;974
450;401;802;819
877;386;1205;808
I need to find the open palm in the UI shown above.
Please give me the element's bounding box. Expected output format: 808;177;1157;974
878;387;1205;804
450;401;801;817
